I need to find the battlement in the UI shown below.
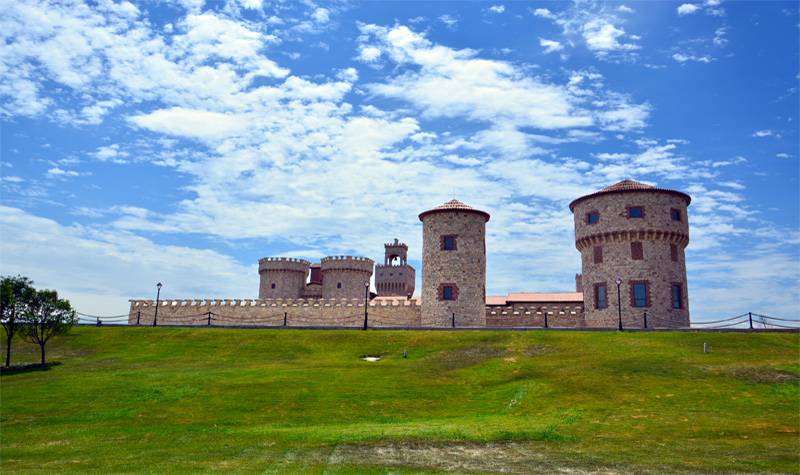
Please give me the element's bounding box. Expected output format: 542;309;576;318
321;255;374;273
258;257;311;274
129;298;419;308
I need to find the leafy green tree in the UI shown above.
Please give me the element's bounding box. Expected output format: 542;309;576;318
0;276;34;367
18;288;74;365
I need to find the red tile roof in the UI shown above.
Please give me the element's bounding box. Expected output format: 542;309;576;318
569;179;691;211
419;199;491;222
486;292;584;305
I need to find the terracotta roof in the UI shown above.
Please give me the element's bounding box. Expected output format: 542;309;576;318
506;292;584;303
569;179;691;211
485;296;508;306
419;199;491;222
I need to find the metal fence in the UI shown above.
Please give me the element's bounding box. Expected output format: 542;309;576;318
74;310;798;331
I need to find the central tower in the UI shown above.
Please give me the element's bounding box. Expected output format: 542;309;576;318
419;200;490;327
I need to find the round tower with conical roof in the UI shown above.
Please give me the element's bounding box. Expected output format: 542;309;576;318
419;200;490;327
570;180;691;328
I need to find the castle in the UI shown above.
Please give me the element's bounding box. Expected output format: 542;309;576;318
129;180;691;328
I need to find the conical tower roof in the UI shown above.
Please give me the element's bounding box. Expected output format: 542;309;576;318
569;179;691;211
419;199;490;222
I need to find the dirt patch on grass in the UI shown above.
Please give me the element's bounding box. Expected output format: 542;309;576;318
730;367;800;384
329;441;624;474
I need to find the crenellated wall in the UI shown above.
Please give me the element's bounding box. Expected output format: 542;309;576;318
128;299;585;328
128;297;420;328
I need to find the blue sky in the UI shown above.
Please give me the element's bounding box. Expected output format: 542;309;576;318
1;0;797;321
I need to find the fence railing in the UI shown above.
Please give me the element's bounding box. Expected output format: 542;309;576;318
73;310;798;331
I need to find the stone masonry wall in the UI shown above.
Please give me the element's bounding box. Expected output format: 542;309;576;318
129;297;421;327
573;191;690;327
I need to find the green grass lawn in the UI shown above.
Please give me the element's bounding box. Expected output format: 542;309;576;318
1;327;798;474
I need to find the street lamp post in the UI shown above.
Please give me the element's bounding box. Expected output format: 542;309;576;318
153;282;162;327
615;278;623;331
363;281;370;330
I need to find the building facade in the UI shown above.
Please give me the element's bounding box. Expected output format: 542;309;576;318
375;239;416;298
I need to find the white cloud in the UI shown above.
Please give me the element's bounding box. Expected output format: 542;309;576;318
677;4;701;16
583;19;639;53
532;8;555;19
540;38;564;54
672;53;712;63
0;205;253;316
751;130;773;137
488;5;505;14
439;15;458;29
129;108;252;140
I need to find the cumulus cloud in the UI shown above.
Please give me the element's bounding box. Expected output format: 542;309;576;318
677;4;701;16
488;5;505;14
540;38;564;54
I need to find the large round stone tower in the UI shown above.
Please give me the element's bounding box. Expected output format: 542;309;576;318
570;180;691;328
419;200;490;327
258;257;311;300
320;256;374;300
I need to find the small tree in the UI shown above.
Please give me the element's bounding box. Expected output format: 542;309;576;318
0;276;34;367
18;288;74;365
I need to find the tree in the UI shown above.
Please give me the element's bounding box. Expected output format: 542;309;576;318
18;288;74;365
0;276;34;368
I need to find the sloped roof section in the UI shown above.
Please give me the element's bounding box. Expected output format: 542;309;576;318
419;199;491;222
569;179;691;211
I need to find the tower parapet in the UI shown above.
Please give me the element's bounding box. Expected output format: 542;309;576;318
258;257;311;300
321;255;374;299
419;200;490;327
570;179;691;327
375;238;416;298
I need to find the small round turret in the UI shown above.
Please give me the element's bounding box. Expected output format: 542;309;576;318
258;257;311;300
320;256;374;299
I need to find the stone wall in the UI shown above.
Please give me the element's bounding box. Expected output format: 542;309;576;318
486;305;585;328
128;297;421;327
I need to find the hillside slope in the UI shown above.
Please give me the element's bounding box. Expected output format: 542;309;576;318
2;327;798;474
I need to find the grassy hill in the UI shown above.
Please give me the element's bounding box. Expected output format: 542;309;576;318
1;327;798;474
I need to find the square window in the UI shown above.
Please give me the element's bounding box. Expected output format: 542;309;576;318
443;286;453;300
442;235;457;250
629;207;643;218
595;284;607;309
633;283;648;307
587;211;599;224
671;209;681;221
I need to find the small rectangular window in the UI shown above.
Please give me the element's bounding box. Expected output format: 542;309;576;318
442;235;457;250
631;242;643;260
594;246;603;264
672;285;682;309
628;207;643;218
671;209;681;221
595;284;607;309
587;211;599;224
670;244;678;262
443;286;453;300
633;283;648;307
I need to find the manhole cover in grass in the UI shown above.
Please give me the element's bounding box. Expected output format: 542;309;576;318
361;356;381;362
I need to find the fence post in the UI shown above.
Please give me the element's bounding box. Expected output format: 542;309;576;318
544;312;548;328
748;312;753;329
207;311;211;326
136;311;140;325
643;311;647;329
284;312;287;326
452;313;455;328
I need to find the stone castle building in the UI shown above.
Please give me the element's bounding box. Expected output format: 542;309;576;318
570;180;691;327
130;180;691;329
